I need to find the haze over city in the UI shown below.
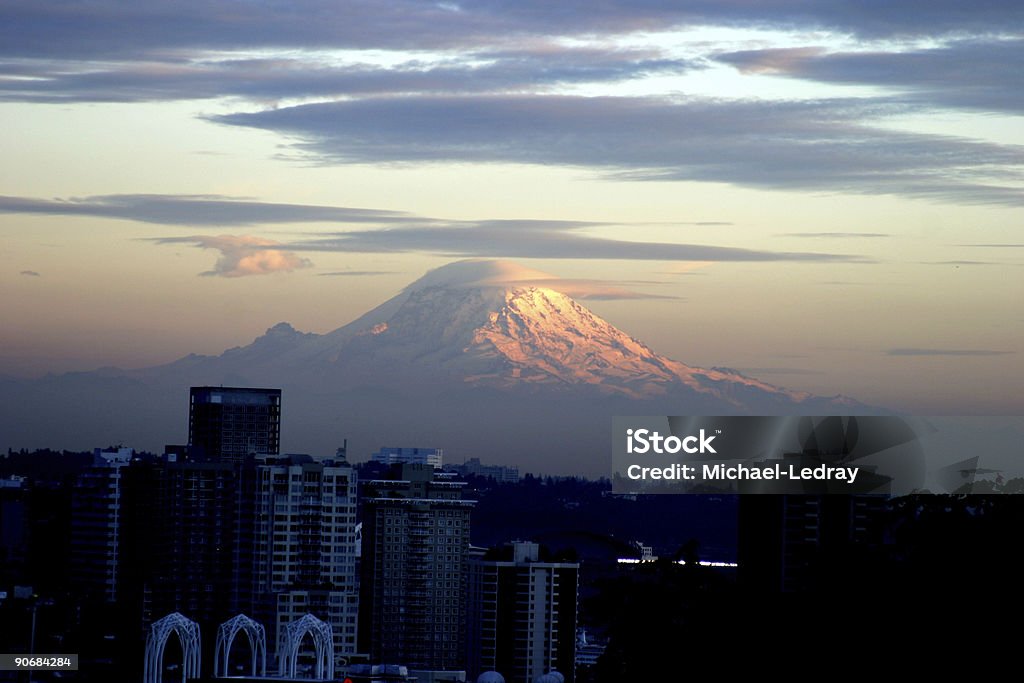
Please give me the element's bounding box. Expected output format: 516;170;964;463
2;1;1022;423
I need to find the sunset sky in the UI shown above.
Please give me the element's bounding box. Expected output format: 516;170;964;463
1;1;1021;415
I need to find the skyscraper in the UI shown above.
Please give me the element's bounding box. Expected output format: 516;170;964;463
147;457;258;625
466;541;578;683
188;387;281;462
69;447;133;602
0;475;29;587
252;454;360;664
359;464;475;670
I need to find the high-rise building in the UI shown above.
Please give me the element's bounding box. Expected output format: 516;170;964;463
0;475;29;587
359;464;475;670
252;455;360;664
69;447;133;602
188;387;281;462
148;458;258;624
466;541;578;683
738;494;888;591
371;447;444;470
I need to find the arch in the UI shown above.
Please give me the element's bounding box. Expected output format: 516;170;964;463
143;612;201;683
214;614;267;678
278;613;334;680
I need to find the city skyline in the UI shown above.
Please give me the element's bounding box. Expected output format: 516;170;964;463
1;2;1022;418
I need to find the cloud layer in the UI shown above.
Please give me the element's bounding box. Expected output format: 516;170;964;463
887;348;1015;357
3;1;1021;61
216;95;1024;205
0;48;694;104
0;194;408;226
0;193;858;263
156;235;313;277
718;39;1024;114
3;3;1023;207
287;219;859;263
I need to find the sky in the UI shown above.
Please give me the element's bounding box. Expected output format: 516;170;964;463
1;1;1022;415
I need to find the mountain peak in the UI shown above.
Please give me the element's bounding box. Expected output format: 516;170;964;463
243;321;316;350
266;322;298;335
311;262;827;404
0;259;872;475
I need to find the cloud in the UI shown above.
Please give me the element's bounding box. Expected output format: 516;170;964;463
401;258;678;300
286;219;862;263
318;270;398;277
501;278;680;301
3;5;1022;209
2;192;858;263
0;194;410;226
0;48;695;104
214;95;1024;206
156;235;313;277
818;280;872;285
887;348;1015;357
19;270;41;277
780;232;889;239
959;243;1024;248
2;2;1021;64
718;39;1024;114
920;260;1018;266
662;262;714;275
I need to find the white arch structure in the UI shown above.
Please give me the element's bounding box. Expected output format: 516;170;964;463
143;612;201;683
278;613;334;680
214;614;267;678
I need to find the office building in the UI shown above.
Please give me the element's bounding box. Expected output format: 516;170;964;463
466;542;578;683
359;464;475;670
188;386;281;462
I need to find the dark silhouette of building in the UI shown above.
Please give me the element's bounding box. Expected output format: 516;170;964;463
147;458;258;627
188;387;281;462
467;541;578;683
69;447;133;602
0;475;29;587
738;494;887;591
359;464;475;671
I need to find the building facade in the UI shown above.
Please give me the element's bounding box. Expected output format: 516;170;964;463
0;475;29;588
252;455;360;663
466;542;578;683
148;458;258;625
359;464;474;670
69;447;133;602
371;447;444;470
188;386;281;462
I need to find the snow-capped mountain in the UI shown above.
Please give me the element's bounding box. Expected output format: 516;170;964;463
0;260;868;474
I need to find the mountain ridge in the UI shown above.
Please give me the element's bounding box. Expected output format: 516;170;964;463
0;260;871;474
